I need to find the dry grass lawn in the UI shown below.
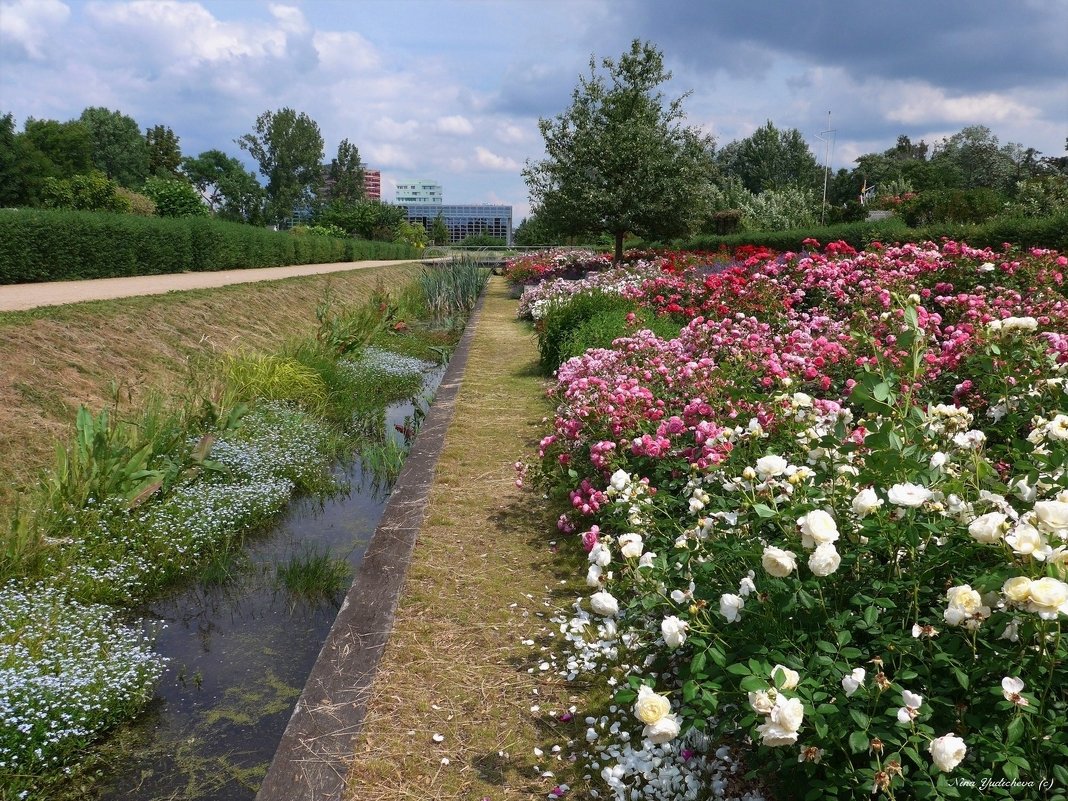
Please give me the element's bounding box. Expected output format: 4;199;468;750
0;263;421;511
347;278;590;799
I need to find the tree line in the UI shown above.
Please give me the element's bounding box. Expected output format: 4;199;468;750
520;41;1068;253
0;106;422;244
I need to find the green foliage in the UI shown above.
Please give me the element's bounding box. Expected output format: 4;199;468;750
899;188;1007;226
670;211;1068;253
395;219;428;249
236;107;324;224
538;291;638;372
41;171;131;213
21;117;93;177
276;546;351;599
418;258;490;321
114;187;156;217
560;305;682;364
708;209;743;235
144;124;182;178
180;149;265;223
715;119;822;193
78;107;149;188
314;286;393;358
324;138;364;203
430;213;450;245
524;39;716;261
824;200;867;225
0;208;423;284
358;437;408;490
1006;175;1068;218
142;177;209;218
315;199;405;240
223;353;329;412
513;210;557;246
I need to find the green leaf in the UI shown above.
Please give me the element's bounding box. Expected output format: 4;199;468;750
873;382;891;402
690;651;708;675
953;667;969;690
725;662;751;676
1006;715;1023;747
848;730;869;753
849;709;870;729
752;503;776;518
683;680;698;702
740;675;767;692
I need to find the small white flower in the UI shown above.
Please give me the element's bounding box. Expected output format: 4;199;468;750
762;546;798;578
929;733;967;772
589;591;619;617
797;510;839;549
719;592;744;623
1001;676;1028;706
929;451;948;469
888;483;933;507
852;487;883;517
609;469;631;492
756;454;789;478
771;664;800;691
841;667;865;697
808;543;841;577
968;512;1007;544
642;713;681;744
661;616;689;649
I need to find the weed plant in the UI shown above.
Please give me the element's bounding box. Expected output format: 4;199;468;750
276;547;351;599
418;257;489;321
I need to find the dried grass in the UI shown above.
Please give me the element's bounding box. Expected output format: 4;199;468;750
346;279;588;800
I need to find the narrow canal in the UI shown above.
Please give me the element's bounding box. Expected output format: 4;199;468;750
85;366;445;800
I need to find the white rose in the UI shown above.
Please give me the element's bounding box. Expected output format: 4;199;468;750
1001;676;1025;701
902;690;923;710
944;584;989;626
1006;523;1049;559
738;573;757;597
609;469;631;492
642;713;681;744
1026;577;1068;620
719;593;744;623
852;487;883;517
757;721;798;746
589;542;611;567
619;532;644;559
798;510;839;549
888;483;933;507
633;686;671;725
1033;500;1068;533
756;454;788;478
1010;477;1037;503
929;451;948;469
1002;576;1034;604
842;667;865;697
952;429;986;450
769;695;804;732
586;563;603;587
661;615;689;649
638;552;655;568
589;591;619;617
929;733;967;772
762;546;797;578
748;690;775;715
771;665;800;691
808;543;841;577
1003;316;1038;332
968;512;1007;544
1047;414;1068;441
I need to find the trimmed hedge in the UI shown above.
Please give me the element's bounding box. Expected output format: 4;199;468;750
0;208;424;285
649;211;1068;254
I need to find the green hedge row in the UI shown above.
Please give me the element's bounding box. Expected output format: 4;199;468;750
648;211;1068;254
0;208;424;285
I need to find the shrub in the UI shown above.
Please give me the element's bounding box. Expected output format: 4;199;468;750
561;306;682;364
41;171;130;213
538;291;638;373
899;188;1006;226
142;177;209;218
708;210;743;235
114;187;156;217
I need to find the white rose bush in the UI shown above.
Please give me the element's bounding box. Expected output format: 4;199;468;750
528;241;1068;799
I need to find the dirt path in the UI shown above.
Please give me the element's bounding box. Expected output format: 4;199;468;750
0;260;424;312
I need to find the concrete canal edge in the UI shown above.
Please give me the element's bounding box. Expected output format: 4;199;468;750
256;289;488;801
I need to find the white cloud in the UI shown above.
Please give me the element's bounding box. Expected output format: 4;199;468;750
0;0;70;60
365;143;414;170
373;116;421;140
474;145;521;172
886;84;1038;125
436;115;474;135
497;122;530;144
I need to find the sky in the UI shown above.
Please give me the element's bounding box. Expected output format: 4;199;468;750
2;0;1066;221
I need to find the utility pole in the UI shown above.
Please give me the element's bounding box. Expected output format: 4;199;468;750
817;111;837;226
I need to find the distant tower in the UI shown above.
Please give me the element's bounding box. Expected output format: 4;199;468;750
395;180;443;205
362;165;381;201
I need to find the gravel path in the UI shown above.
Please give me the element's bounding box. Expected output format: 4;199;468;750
0;260;424;312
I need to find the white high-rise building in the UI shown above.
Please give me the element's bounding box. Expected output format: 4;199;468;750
395;180;442;205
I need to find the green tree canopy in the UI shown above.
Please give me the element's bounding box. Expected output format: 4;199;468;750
181;149;264;223
236;107;324;225
143;176;208;217
325;138;364;204
523;39;716;261
79;107;149;187
145;124;183;178
430;213;449;245
716;120;821;194
22;118;93;177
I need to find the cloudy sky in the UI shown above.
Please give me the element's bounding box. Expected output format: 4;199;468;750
2;0;1066;220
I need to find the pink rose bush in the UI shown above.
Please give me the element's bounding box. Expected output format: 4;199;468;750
527;241;1068;799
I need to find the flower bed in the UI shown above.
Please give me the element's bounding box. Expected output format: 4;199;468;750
529;241;1068;799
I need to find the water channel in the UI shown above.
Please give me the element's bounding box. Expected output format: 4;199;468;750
83;365;445;801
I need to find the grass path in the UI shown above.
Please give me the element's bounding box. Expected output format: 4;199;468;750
346;277;587;799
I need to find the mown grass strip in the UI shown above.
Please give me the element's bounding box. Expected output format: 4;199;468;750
344;277;588;800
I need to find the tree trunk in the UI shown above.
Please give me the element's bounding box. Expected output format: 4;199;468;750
614;230;624;264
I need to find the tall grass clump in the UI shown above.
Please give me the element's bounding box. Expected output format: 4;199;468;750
419;257;489;321
223;353;329;413
276;546;351;599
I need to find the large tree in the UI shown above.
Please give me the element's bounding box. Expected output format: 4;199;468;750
236;108;324;225
523;40;715;262
145;124;183;178
21;117;93;177
716;120;822;194
79;106;149;187
181;149;264;222
325;138;364;203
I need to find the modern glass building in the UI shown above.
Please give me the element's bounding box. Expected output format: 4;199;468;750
395;180;443;205
403;204;513;245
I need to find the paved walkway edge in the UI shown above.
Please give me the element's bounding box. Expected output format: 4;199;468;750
256;289;487;801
